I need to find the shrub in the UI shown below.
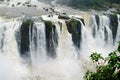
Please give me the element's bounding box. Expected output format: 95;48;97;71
84;42;120;80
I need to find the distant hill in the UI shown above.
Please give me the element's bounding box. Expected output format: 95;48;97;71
56;0;120;12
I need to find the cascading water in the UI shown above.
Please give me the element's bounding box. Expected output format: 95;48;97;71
0;14;119;80
55;21;77;59
115;15;120;43
0;18;28;80
29;22;47;64
0;18;21;60
81;15;114;58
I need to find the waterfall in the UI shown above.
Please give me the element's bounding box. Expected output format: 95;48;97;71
0;18;21;60
80;15;114;59
29;22;47;64
0;18;28;80
0;14;119;80
55;21;77;59
98;15;113;45
115;15;120;43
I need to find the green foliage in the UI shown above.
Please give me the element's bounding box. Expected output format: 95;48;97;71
84;42;120;80
58;15;70;20
65;19;81;48
70;19;78;28
22;19;34;27
90;52;104;62
66;19;79;34
44;21;53;27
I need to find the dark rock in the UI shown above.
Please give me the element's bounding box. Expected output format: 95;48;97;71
104;27;108;42
80;18;85;25
95;15;100;30
58;21;62;31
34;5;37;7
109;14;118;43
45;8;48;11
50;7;55;12
20;19;33;55
63;13;66;15
66;19;82;48
12;4;14;7
25;2;30;4
27;4;31;7
44;21;58;58
17;2;21;5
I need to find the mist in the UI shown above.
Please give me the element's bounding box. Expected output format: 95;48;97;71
38;0;71;5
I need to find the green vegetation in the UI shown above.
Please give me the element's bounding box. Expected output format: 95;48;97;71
44;21;53;27
90;52;104;62
58;15;70;20
84;42;120;80
22;19;34;27
66;19;79;34
70;19;78;26
66;19;81;48
57;0;120;11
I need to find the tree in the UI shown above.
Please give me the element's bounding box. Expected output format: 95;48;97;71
84;42;120;80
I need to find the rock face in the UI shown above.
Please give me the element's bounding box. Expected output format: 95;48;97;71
45;21;58;58
109;14;118;43
20;19;33;56
95;15;100;30
66;19;82;49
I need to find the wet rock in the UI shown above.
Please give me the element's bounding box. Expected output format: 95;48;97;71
12;4;14;7
20;19;33;55
58;15;70;20
58;21;62;31
104;27;108;42
109;14;118;43
17;2;21;6
80;18;85;25
95;15;100;30
66;19;82;48
44;21;58;58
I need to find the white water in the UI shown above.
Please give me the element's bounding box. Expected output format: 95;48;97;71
0;14;119;80
29;22;47;64
55;21;77;59
27;19;83;80
0;18;28;80
80;15;114;60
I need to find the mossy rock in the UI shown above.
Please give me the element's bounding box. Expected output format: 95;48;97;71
45;21;53;27
22;19;34;26
66;19;79;34
58;15;70;20
20;19;34;55
109;14;118;43
66;19;82;48
44;21;53;37
44;21;58;58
